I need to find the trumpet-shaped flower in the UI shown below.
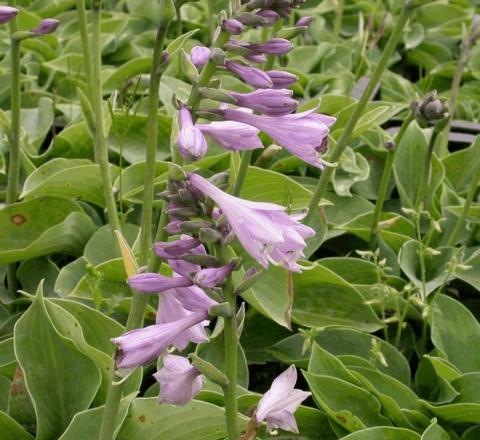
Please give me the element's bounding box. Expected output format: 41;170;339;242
255;365;310;433
112;310;208;368
229;89;298;116
221;108;336;168
197;120;263;151
188;173;315;271
154;355;204;405
177;106;208;161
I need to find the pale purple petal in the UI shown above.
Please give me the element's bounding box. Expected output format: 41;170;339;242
197;121;263;151
190;46;211;67
128;273;193;293
265;70;298;88
154;354;204;405
0;6;18;25
31;18;59;35
229;89;298;116
154;237;202;259
193;263;236;288
225;60;273;89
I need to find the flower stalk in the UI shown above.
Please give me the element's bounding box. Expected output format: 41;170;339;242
304;2;414;226
369;114;414;249
232;150;253;196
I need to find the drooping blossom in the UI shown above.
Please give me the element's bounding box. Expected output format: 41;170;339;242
174;282;219;312
31;18;59;35
112;311;208;369
154;354;204;405
188;173;315;272
128;273;193;293
0;6;18;25
255;365;310;433
154;237;202;259
265;70;298;88
190;46;211;67
228;89;298;116
193;263;236;288
225;60;273;89
220;108;336;168
177;106;208;161
197;120;263;151
156;293;209;351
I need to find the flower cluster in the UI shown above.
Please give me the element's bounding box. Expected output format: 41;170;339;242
175;2;336;168
0;5;59;36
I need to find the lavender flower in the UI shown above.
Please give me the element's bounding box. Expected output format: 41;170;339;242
154;237;202;259
296;16;313;27
266;70;298;88
223;18;244;35
0;6;18;25
154;354;204;405
156;293;209;351
112;311;208;368
225;60;273;88
188;173;315;272
228;89;298;116
190;46;211;67
193;263;236;288
197;120;263;151
247;38;293;55
174;283;219;312
221;108;336;168
128;273;193;293
167;236;207;277
245;53;268;64
165;218;183;235
31;18;60;35
177;106;208;161
255;366;310;433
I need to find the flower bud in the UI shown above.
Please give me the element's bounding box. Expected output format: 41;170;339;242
411;90;449;127
31;18;60;35
256;10;280;26
295;16;313;27
237;12;269;27
0;6;18;25
193;263;236;288
190;46;211;68
265;69;298;88
222;18;244;35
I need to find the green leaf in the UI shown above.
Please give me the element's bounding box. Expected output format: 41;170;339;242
332;147;370;197
303;372;390;432
117;398;247;440
0;411;33;440
14;285;101;440
393;122;428;209
415;356;459;404
270;327;410;385
292;263;382;332
21;159;119;207
0;197;96;264
420;419;449;440
430;294;480;373
340;427;421;440
17;257;59;296
0;376;10;412
309;342;359;384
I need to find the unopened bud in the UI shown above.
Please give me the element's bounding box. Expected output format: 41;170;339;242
222;18;244;35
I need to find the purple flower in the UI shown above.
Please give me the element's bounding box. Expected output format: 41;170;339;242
223;18;244;35
296;16;313;27
225;60;273;89
112;311;208;368
156;293;209;351
0;6;18;25
154;354;204;405
193;263;236;288
255;366;310;433
221;108;336;169
128;273;193;293
190;46;211;67
197;120;263;151
174;283;219;312
266;70;298;88
154;237;202;259
165;218;183;235
245;53;268;64
177;106;208;161
247;38;293;55
229;89;298;116
31;18;59;35
256;10;280;26
167;236;207;277
188;173;315;272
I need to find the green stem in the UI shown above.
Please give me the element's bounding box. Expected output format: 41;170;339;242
90;1;121;231
304;3;412;225
217;245;238;440
232;150;252;197
5;10;20;298
333;0;343;39
415;126;441;211
447;151;480;246
415;215;427;302
369;114;413;249
75;0;95;97
98;16;171;440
